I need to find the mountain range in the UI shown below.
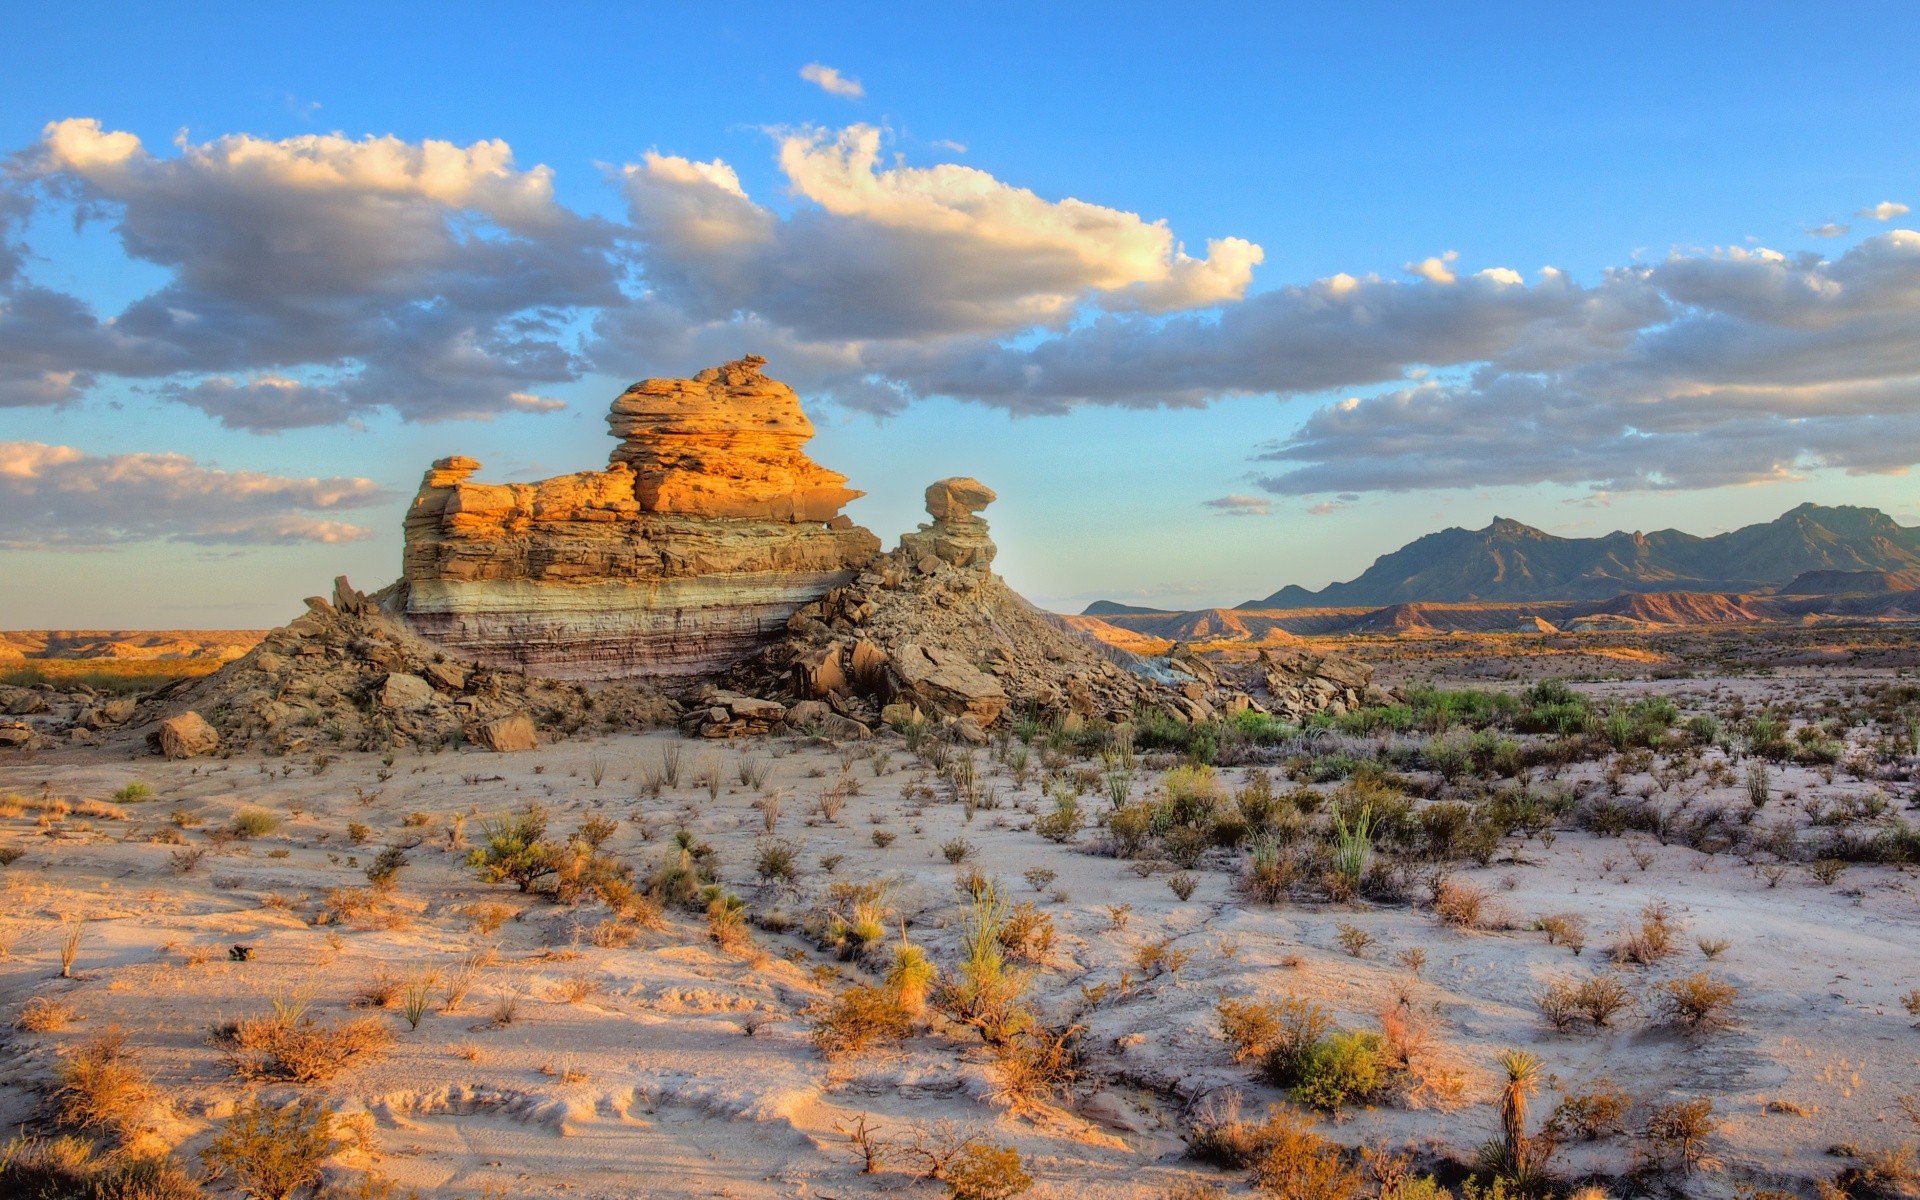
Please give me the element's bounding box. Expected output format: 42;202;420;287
1077;504;1920;617
1224;503;1920;610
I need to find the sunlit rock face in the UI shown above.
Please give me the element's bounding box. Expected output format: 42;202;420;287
400;357;881;679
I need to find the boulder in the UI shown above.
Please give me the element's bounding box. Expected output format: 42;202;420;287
471;714;537;752
378;673;436;711
890;642;1007;725
422;661;468;692
785;699;832;728
157;712;220;760
102;698;138;724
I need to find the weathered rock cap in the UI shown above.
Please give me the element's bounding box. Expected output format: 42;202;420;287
605;355;862;521
925;477;996;524
901;477;999;569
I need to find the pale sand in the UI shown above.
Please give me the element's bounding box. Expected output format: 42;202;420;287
1;669;1916;1197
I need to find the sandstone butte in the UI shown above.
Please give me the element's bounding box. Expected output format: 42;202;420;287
399;357;882;679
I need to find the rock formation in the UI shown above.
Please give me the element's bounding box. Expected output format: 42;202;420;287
899;477;998;570
399;357;881;679
139;578;675;756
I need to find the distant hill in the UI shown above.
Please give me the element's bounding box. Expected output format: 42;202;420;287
1777;569;1920;595
1080;601;1173;616
1236;504;1920;609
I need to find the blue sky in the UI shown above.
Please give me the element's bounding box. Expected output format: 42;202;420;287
4;1;1919;627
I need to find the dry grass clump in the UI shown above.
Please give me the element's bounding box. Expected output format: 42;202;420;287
1609;898;1681;965
212;1007;392;1083
319;886;410;931
1432;878;1489;928
1654;971;1738;1030
1535;912;1588;954
1184;1098;1364;1198
808;984;913;1058
0;1136;200;1200
16;994;79;1033
201;1096;339;1200
944;1142;1032;1200
53;1028;155;1139
1545;1078;1633;1141
1536;973;1636;1031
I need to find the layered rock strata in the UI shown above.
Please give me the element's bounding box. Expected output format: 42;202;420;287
400;358;881;679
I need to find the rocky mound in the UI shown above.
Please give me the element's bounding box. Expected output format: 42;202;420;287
129;578;676;757
399;356;880;680
712;480;1380;738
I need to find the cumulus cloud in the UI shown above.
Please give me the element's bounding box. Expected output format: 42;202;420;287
616;125;1262;345
4;119;617;425
1806;222;1850;238
1203;493;1271;516
800;63;864;99
0;440;384;548
1253;233;1920;493
1857;200;1910;221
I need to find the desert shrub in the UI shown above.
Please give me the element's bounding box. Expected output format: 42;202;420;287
468;806;561;894
1654;972;1737;1030
1239;838;1298;904
988;1022;1082;1110
1291;1031;1386;1111
1216;995;1331;1080
1645;1097;1717;1173
53;1029;153;1139
809;984;913;1057
754;837;801;885
1168;871;1199;901
113;783;154;804
228;807;280;838
363;846;407;890
1545;1078;1632;1141
16;994;78;1033
936;886;1032;1045
1609;899;1680;965
1433;879;1489;928
1033;796;1084;844
202;1097;339;1200
944;1142;1032;1200
1535;912;1587;954
995;902;1055;965
1244;1106;1365;1199
213;1012;392;1083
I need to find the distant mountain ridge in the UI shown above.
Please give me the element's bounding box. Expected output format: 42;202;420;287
1232;504;1920;609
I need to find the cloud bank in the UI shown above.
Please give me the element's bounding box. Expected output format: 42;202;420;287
4;116;1920;499
0;440;385;548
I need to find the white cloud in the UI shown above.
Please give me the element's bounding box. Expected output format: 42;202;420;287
6;119;615;424
1806;222;1850;238
616;125;1261;343
0;440;383;547
931;139;968;154
1856;200;1910;221
1202;494;1271;516
800;63;865;99
1406;251;1459;285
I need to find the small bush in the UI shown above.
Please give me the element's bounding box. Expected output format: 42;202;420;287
1434;879;1489;928
53;1029;153;1139
1243;1106;1365;1199
1645;1097;1717;1173
1217;996;1329;1077
214;1012;392;1083
16;995;78;1033
1609;899;1680;965
944;1142;1032;1200
809;985;913;1057
1291;1031;1386;1111
202;1097;340;1200
1655;972;1737;1030
468;806;561;894
1545;1078;1632;1141
228;807;281;838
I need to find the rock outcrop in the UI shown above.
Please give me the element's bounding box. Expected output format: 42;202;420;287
399;358;881;679
139;578;674;756
899;477;998;570
719;481;1164;738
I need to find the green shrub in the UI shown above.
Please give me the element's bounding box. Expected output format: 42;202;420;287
468;805;561;893
228;807;280;838
1291;1031;1386;1111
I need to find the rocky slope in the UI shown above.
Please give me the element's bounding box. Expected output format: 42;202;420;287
398;357;880;679
1236;503;1920;608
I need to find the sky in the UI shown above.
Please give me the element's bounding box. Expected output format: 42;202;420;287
4;0;1920;628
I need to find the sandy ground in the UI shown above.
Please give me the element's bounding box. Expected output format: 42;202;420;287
2;667;1918;1198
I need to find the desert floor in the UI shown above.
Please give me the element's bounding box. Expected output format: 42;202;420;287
2;665;1917;1199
